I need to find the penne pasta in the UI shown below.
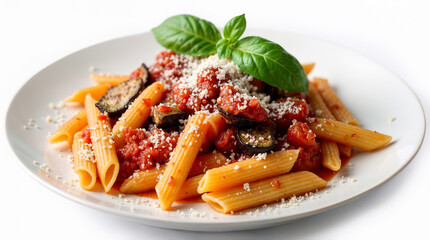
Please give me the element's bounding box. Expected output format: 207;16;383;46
72;131;97;190
188;152;228;178
312;77;359;126
155;112;210;210
48;109;87;145
301;63;315;75
65;84;110;105
90;74;129;86
112;81;164;148
85;95;119;192
338;143;352;157
120;152;228;194
320;140;341;171
308;84;341;171
176;174;204;201
202;171;327;214
308;118;392;151
205;112;227;141
198;150;299;193
120;165;165;193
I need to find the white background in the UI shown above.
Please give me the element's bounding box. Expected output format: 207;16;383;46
1;0;429;239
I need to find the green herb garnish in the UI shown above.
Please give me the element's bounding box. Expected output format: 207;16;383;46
152;14;308;93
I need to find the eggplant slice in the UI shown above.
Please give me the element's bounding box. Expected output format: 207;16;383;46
217;105;258;128
237;122;276;155
96;78;144;117
139;63;153;86
152;99;186;129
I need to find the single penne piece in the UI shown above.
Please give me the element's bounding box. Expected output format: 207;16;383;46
90;74;129;86
205;112;227;141
308;118;392;151
176;174;204;201
112;81;164;148
301;63;315;75
120;152;227;194
338;143;352;157
188;152;228;178
120;165;165;193
85;95;119;192
308;84;341;171
197;150;299;194
312;77;359;126
48;109;87;145
202;171;327;214
155;112;210;210
320;140;341;171
308;83;335;119
65;84;110;105
72;131;97;190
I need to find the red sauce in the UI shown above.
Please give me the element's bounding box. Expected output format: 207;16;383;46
158;105;173;112
142;98;151;106
271;98;309;134
97;114;108;121
287;121;315;148
81;128;91;144
217;84;268;122
215;127;239;156
149;50;186;87
116;128;179;182
129;67;141;79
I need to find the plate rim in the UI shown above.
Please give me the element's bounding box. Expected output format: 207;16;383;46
5;29;426;231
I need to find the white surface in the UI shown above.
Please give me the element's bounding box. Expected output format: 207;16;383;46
1;0;429;239
7;29;424;231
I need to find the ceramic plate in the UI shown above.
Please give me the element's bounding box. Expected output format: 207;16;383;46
6;29;425;231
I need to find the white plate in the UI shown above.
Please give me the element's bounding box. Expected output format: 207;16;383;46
6;29;425;232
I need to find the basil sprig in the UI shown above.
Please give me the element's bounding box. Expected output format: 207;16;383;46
152;14;308;93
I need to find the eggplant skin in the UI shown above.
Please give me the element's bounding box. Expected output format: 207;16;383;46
96;78;144;117
217;105;258;128
152;100;186;129
140;63;153;86
237;122;276;155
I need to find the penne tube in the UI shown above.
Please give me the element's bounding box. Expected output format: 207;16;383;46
338;143;352;157
312;77;359;126
205;112;227;141
308;84;341;171
176;174;204;201
308;118;392;151
65;84;110;105
85;95;119;192
155;112;210;210
320;140;341;171
120;166;165;193
301;63;315;75
112;81;164;148
198;150;299;194
202;171;327;214
48;109;87;145
308;83;335;119
188;152;228;178
90;74;129;86
72;131;97;190
120;152;228;194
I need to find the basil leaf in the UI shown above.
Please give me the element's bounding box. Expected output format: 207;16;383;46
223;14;246;44
216;39;233;59
152;14;222;56
231;36;308;93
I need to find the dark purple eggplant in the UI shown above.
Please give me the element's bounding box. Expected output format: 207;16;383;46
139;63;153;85
217;104;258;128
237;122;276;155
96;78;144;117
152;99;186;129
